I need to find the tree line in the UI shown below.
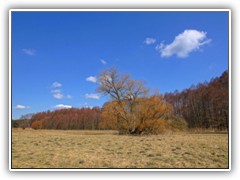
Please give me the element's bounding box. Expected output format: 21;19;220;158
164;70;228;130
31;107;101;130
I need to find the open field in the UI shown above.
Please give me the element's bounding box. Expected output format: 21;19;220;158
12;128;228;169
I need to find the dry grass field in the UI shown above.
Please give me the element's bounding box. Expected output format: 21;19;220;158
12;128;228;169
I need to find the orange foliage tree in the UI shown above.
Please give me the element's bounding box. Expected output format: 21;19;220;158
98;67;174;135
100;95;174;134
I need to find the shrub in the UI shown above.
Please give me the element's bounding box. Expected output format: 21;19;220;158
169;116;188;131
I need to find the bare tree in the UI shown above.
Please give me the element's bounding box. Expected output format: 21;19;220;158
98;67;149;101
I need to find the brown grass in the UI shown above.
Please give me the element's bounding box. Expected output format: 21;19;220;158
12;128;228;169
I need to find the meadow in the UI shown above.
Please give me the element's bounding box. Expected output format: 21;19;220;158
12;128;228;169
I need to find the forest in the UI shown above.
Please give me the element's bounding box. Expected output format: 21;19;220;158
164;70;228;130
13;69;229;134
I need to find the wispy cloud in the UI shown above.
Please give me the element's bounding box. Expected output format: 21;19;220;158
85;93;100;100
52;82;62;88
15;105;30;109
53;104;72;109
156;29;211;58
144;37;156;45
86;76;97;83
100;59;107;65
22;49;36;56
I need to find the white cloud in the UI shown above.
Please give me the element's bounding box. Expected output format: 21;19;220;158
53;93;64;99
51;89;63;99
53;104;72;109
86;76;97;83
52;82;62;88
144;37;156;45
51;89;61;93
100;59;107;65
50;88;72;99
22;49;36;56
155;42;165;50
156;29;211;58
15;105;30;109
85;93;100;100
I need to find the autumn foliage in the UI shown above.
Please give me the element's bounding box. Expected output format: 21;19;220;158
31;107;101;130
28;69;228;135
31;120;43;129
100;96;187;134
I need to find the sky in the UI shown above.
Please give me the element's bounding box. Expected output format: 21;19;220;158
11;11;229;119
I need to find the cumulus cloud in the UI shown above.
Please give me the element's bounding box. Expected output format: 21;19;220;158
50;85;72;99
52;82;62;88
100;59;107;65
53;93;64;99
86;76;97;83
15;105;30;109
156;29;211;58
51;88;63;99
144;37;156;45
85;93;100;100
53;104;72;109
22;49;36;56
51;90;72;99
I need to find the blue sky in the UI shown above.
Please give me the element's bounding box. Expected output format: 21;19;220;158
11;11;229;119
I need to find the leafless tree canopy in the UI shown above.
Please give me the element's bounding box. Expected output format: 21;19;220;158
98;67;149;101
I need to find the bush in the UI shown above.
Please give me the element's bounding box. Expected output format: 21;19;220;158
169;116;188;131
